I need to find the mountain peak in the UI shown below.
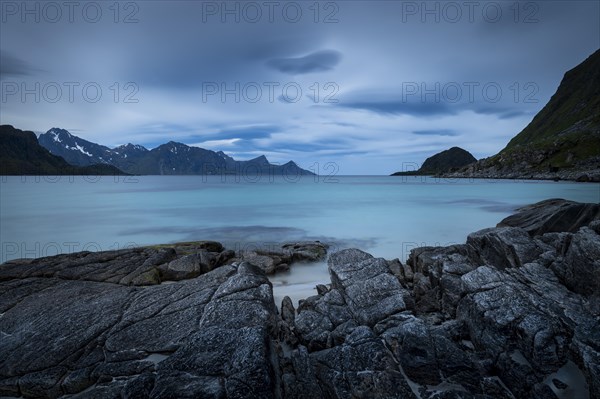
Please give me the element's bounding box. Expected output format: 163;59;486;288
248;155;270;164
37;128;314;175
452;49;600;180
45;128;72;142
392;146;476;176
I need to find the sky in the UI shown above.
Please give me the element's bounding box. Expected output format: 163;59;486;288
1;0;599;174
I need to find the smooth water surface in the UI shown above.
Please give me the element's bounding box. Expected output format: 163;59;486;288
2;175;598;304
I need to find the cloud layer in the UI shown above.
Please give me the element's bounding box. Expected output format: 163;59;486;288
0;1;598;174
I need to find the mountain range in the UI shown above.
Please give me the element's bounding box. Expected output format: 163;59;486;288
37;128;313;176
0;125;126;176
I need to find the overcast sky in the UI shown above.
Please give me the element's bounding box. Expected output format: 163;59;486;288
1;0;598;174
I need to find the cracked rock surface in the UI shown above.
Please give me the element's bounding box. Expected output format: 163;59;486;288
1;199;599;398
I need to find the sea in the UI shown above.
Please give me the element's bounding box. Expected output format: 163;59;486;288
1;175;598;305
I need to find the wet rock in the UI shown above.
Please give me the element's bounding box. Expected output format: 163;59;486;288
282;241;328;262
242;251;278;274
159;249;218;281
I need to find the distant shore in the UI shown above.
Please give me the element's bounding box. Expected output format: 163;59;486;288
391;169;600;182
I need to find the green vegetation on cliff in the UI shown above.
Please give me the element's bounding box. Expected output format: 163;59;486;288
499;49;600;170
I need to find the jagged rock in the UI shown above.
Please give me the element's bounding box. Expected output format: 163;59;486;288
589;219;600;234
281;296;296;324
281;346;324;399
328;249;411;326
466;226;542;269
551;226;600;296
383;316;441;385
0;259;278;398
215;248;235;265
238;241;329;275
498;198;600;236
386;258;404;278
2;201;599;398
309;327;417;398
315;284;329;295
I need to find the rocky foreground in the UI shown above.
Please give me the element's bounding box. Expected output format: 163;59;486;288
1;199;599;398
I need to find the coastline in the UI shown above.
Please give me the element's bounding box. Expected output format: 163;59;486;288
390;168;600;183
1;199;599;398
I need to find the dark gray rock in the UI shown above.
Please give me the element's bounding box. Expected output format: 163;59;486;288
158;250;217;280
498;198;600;236
551;226;600;296
2;201;599;399
466;226;542;269
281;346;323;399
382;316;441;385
315;284;328;295
281;295;296;324
328;249;411;326
309;327;417;399
0;247;176;286
0;257;277;398
241;251;279;274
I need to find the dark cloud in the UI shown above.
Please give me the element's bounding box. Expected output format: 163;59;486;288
267;50;342;74
339;90;538;119
413;129;460;136
0;52;37;78
324;122;358;128
473;106;534;120
339;100;454;116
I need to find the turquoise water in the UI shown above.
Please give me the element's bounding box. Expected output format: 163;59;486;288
1;175;598;265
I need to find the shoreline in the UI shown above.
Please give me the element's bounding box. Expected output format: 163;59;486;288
392;171;600;183
1;199;599;398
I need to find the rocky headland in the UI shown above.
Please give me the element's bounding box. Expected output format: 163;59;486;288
445;50;600;183
1;199;599;398
391;49;600;182
391;147;477;176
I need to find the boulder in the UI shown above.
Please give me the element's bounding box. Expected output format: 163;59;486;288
466;227;542;269
498;198;600;236
282;241;329;262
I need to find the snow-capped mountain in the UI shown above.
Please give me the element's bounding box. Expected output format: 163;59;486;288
1;125;126;175
38;128;314;176
38;128;114;167
113;143;149;158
